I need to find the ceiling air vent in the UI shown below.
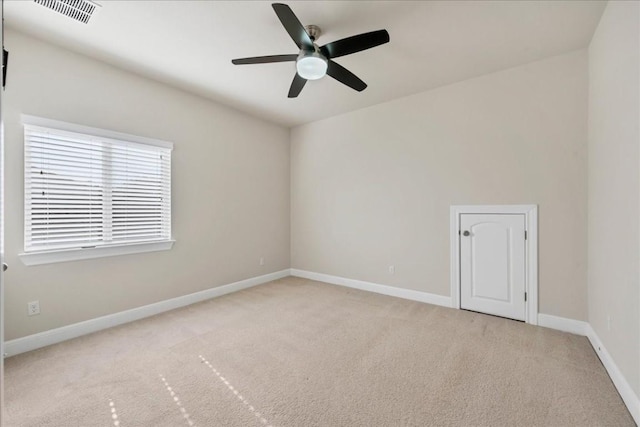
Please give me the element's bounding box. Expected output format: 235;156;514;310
34;0;100;24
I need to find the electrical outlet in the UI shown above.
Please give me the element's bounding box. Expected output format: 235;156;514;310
259;257;265;266
388;265;395;275
27;300;40;316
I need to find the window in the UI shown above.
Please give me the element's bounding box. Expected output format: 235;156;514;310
20;115;173;265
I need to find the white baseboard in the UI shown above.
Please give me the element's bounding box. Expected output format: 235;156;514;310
4;269;290;357
290;269;452;308
5;269;638;425
537;313;588;335
534;314;638;424
585;325;640;425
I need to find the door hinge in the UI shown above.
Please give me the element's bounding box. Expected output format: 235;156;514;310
524;292;528;302
525;230;528;240
458;230;461;236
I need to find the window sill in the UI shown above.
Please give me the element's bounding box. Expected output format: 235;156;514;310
19;240;175;266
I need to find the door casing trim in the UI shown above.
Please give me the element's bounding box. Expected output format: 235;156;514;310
450;204;538;325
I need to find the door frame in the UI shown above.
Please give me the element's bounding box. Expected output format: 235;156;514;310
450;205;538;325
1;3;5;423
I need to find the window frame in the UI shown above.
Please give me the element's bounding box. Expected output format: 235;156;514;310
19;115;174;266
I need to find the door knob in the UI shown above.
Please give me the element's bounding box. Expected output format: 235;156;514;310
462;230;470;236
2;263;7;272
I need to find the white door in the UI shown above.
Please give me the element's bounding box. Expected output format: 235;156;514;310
460;214;526;321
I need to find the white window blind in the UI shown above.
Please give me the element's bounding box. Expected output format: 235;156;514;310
24;123;172;253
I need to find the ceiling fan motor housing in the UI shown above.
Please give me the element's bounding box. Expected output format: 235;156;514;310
305;25;322;42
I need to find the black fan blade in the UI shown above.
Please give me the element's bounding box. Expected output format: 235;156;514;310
327;60;367;92
321;30;390;59
232;54;297;65
272;3;313;50
288;73;307;98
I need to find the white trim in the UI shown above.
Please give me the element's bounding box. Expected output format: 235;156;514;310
586;325;640;425
290;269;452;308
19;240;175;266
6;271;638;424
21;114;173;149
537;313;588;335
534;314;639;424
3;269;290;356
450;204;538;325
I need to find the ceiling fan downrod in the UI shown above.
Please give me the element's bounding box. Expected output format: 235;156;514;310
305;25;322;42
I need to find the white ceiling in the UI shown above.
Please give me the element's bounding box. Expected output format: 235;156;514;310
5;1;605;127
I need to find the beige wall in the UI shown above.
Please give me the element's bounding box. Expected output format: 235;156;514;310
291;50;588;321
588;1;640;396
3;30;291;340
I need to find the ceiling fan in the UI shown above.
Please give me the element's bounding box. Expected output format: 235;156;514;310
231;3;390;98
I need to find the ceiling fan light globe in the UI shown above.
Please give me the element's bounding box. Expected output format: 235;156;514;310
296;54;328;80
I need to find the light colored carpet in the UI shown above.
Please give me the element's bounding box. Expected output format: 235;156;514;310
4;276;635;426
